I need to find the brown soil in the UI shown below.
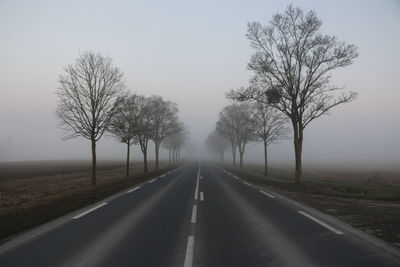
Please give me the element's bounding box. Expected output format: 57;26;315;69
225;165;400;249
0;160;174;244
270;188;400;248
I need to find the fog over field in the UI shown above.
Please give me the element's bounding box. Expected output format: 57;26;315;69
0;0;399;170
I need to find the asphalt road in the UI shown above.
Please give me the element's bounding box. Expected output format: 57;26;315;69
0;162;399;266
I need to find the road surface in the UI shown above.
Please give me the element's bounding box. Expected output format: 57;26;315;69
0;162;399;266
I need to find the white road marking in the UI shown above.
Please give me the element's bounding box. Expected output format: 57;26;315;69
200;192;204;201
191;205;197;223
148;178;157;183
72;203;108;219
242;181;251;186
126;186;141;194
200;175;203;180
194;168;200;200
160;174;165;178
299;211;344;235
260;190;275;198
183;236;195;267
233;176;239;180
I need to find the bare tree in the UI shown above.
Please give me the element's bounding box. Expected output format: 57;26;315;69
205;131;230;163
229;5;358;183
162;140;174;167
134;96;153;172
163;121;183;167
166;123;189;165
109;93;140;177
216;103;255;168
216;105;238;167
235;103;256;168
252;100;289;177
56;51;125;185
148;95;179;170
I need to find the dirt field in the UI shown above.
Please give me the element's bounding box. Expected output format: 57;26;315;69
0;160;125;180
0;160;174;244
225;164;400;248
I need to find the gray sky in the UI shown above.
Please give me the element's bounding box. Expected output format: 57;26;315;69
0;0;399;169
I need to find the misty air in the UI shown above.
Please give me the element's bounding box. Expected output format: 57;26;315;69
1;1;399;266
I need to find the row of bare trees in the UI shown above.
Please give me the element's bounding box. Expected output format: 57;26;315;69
206;101;288;177
210;5;358;184
108;94;187;176
56;51;188;185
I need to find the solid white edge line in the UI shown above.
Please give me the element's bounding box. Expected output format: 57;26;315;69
260;190;275;198
148;178;157;183
126;186;141;194
72;202;108;219
299;211;344;235
191;205;197;223
233;176;239;180
200;192;204;201
184;236;195;267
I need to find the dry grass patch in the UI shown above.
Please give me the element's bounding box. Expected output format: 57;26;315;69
0;160;174;244
224;164;400;248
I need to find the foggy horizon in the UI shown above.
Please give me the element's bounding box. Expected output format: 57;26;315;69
1;0;399;170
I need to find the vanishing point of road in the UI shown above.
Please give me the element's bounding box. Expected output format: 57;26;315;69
0;162;399;266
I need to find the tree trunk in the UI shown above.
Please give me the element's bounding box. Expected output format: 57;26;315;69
126;143;130;177
292;119;303;184
238;143;245;169
168;147;172;167
155;142;160;170
294;137;303;184
239;147;244;169
143;150;148;172
91;139;96;186
264;140;268;177
232;144;236;167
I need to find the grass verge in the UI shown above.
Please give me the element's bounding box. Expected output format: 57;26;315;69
223;164;400;248
0;161;176;245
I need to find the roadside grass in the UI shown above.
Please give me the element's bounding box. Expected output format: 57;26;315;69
225;164;400;201
223;163;400;248
0;160;126;181
0;161;177;244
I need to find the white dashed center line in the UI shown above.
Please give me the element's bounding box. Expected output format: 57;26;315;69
183;236;195;267
191;205;197;223
185;164;200;267
194;169;200;200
